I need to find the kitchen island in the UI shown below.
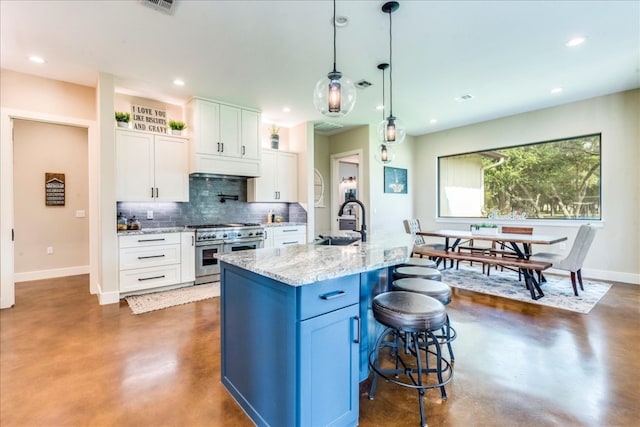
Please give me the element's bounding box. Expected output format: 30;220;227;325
217;234;413;427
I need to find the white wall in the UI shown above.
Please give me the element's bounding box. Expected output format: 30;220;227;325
413;89;640;284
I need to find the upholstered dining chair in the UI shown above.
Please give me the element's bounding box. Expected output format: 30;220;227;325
403;219;444;258
531;224;597;296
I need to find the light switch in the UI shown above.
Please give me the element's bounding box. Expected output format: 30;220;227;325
147;210;154;220
75;210;85;218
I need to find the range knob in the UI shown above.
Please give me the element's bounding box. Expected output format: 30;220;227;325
222;233;228;238
237;232;243;237
210;234;216;240
248;232;254;237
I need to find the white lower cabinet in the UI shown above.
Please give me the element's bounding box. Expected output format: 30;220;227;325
119;232;195;293
266;225;307;248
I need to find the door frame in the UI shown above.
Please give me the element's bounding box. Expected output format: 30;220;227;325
1;108;98;308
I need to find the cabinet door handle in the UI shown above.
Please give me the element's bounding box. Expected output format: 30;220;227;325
151;187;154;198
282;229;297;233
319;290;346;300
137;254;165;260
282;241;298;245
242;145;246;155
138;275;165;281
353;316;361;344
191;235;194;246
138;238;165;242
217;142;221;152
155;187;159;198
221;142;224;152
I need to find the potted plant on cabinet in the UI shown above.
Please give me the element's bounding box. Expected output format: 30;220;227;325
115;112;130;128
168;120;187;136
270;124;279;149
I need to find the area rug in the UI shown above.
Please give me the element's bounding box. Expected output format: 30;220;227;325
440;265;611;314
125;283;220;314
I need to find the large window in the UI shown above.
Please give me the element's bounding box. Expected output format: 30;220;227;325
438;134;601;220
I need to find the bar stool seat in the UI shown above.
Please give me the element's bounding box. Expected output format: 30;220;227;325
369;291;453;427
392;278;457;361
400;258;437;268
394;266;442;281
392;278;451;305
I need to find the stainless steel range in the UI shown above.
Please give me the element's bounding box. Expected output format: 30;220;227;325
190;223;265;285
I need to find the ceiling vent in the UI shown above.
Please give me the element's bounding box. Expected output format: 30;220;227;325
314;121;344;133
355;80;372;89
140;0;175;14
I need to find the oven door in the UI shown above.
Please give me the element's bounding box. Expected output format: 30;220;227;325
195;242;223;284
224;239;264;253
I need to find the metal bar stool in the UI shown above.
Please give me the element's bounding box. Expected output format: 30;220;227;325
368;291;453;427
394;266;442;281
392;278;457;361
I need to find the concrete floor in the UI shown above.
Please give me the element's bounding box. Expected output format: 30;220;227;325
1;274;638;426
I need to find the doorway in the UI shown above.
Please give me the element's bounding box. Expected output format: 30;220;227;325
330;150;362;235
12;119;90;282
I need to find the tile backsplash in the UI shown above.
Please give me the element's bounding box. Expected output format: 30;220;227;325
116;175;307;228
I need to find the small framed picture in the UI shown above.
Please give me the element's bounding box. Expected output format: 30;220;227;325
383;166;407;194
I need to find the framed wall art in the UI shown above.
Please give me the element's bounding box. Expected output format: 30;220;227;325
383;166;407;194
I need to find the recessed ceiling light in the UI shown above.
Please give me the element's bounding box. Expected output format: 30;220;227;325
282;107;291;113
551;87;563;94
334;15;349;27
173;79;185;86
376;104;384;111
566;37;586;47
454;94;474;102
429;119;438;124
29;55;45;64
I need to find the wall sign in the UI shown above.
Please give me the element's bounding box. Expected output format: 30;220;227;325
45;173;65;206
131;104;168;134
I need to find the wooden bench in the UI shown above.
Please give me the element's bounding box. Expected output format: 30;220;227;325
412;247;551;300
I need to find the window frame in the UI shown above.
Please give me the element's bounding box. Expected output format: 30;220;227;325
436;133;602;221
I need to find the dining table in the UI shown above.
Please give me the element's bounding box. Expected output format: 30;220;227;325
416;229;568;299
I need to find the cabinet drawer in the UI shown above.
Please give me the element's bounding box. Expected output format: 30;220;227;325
120;265;181;292
119;233;181;248
119;245;181;270
297;274;359;320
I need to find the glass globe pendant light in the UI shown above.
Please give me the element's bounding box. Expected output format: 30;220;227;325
374;63;395;165
313;0;356;117
378;1;406;145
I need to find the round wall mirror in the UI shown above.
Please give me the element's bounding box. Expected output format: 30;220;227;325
314;168;325;207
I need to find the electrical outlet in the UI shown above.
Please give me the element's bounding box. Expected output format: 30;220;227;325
147;210;153;220
75;210;85;218
47;246;54;255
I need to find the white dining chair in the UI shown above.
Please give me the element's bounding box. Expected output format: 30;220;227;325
403;219;445;258
531;224;597;296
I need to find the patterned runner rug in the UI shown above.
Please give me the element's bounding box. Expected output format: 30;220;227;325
440;264;611;314
125;283;220;314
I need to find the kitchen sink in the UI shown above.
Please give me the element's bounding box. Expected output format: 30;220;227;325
315;236;360;246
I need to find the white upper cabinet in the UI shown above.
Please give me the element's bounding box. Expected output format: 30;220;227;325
187;97;261;176
248;149;298;203
115;129;189;202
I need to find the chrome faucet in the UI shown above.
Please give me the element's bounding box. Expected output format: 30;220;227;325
338;198;367;242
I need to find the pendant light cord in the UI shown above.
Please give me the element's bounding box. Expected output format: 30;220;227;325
332;0;337;73
382;66;386;120
388;8;393;117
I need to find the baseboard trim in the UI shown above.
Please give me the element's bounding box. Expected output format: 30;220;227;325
14;265;90;282
580;268;639;285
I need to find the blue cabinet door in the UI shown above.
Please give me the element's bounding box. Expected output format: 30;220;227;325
299;304;359;427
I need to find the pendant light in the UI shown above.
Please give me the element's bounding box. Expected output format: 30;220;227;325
375;63;394;165
378;1;406;145
313;0;356;117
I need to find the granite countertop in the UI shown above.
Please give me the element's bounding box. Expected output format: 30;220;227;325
117;226;191;235
217;233;413;286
